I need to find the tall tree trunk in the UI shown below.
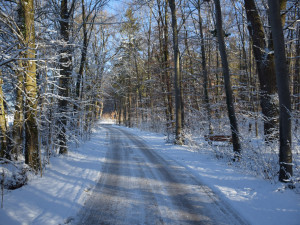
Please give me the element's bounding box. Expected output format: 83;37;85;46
197;1;212;134
294;9;300;113
118;98;123;125
74;0;89;138
22;0;41;171
146;4;152;125
123;98;127;126
231;0;249;107
12;65;24;160
268;0;292;182
157;19;171;132
0;73;8;159
214;0;241;154
157;0;174;131
163;0;174;130
12;3;25;160
127;83;132;127
58;0;73;154
169;0;184;144
244;0;278;141
134;54;141;127
75;0;88;109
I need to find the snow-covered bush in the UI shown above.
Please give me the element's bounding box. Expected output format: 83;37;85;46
0;160;28;190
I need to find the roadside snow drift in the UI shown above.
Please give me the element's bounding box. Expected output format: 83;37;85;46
0;123;299;225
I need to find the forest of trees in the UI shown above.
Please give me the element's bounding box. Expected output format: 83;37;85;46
0;0;299;183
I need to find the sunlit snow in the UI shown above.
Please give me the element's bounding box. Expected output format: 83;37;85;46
0;123;299;225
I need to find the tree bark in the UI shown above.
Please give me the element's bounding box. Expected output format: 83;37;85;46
0;73;8;159
75;0;88;106
12;62;24;160
163;0;175;130
214;0;241;154
58;0;73;154
12;2;26;160
197;1;212;134
74;0;90;138
268;0;293;182
244;0;278;141
22;0;41;171
156;0;174;131
169;0;184;144
294;9;300;112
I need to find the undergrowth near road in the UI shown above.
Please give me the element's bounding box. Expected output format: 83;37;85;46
135;112;300;192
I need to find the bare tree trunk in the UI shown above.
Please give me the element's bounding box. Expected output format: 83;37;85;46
294;9;300;114
12;64;24;160
58;0;73;154
146;4;154;125
118;98;123;125
244;0;278;141
12;4;25;160
157;0;174;131
169;0;184;144
268;0;293;182
164;0;175;130
123;98;127;126
74;0;90;139
75;0;88;102
134;55;141;127
214;0;241;154
0;73;7;159
128;87;132;128
197;1;212;134
22;0;41;171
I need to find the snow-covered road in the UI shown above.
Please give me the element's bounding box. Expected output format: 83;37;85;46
76;125;248;225
1;122;298;225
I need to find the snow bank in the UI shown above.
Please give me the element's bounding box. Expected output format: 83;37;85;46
0;124;299;225
0;125;108;225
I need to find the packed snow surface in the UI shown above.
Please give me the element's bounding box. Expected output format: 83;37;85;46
0;121;299;225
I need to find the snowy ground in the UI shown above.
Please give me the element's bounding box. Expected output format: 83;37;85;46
0;121;299;225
